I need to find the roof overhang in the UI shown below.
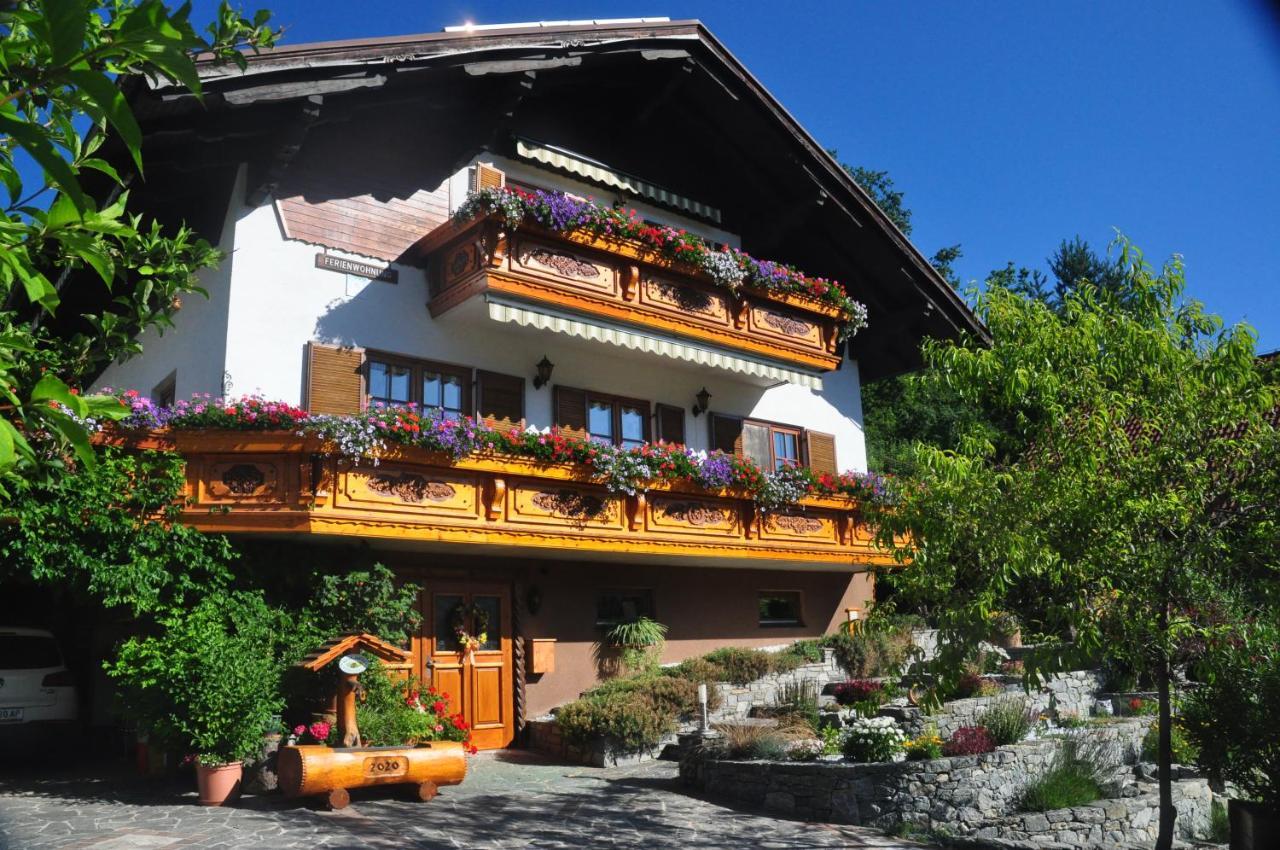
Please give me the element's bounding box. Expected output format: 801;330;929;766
96;19;987;381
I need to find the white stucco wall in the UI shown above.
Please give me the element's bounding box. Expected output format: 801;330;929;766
94;163;869;474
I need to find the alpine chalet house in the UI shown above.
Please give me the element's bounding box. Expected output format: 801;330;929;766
93;19;982;749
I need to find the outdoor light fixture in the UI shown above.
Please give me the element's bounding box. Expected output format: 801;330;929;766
691;386;711;417
846;607;863;636
533;356;554;389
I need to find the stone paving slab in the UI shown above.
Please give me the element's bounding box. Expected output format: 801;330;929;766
0;752;938;850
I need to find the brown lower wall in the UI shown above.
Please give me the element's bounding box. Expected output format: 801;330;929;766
516;561;871;716
237;539;873;730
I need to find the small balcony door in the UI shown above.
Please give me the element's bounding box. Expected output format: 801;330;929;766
423;582;514;750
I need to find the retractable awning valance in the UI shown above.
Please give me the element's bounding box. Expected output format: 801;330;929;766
486;297;824;390
514;138;723;224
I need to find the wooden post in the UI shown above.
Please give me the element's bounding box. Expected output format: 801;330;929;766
337;672;361;748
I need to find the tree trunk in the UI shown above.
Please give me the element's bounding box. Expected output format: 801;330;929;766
1155;640;1176;850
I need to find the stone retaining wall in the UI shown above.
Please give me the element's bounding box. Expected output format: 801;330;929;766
890;671;1106;739
680;718;1153;833
976;780;1213;846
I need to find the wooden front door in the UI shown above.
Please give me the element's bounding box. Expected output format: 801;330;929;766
423;583;514;750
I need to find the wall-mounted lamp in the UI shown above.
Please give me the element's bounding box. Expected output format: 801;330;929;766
845;607;863;636
691;386;712;417
532;356;554;390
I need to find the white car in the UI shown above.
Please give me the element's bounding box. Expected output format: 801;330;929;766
0;628;78;730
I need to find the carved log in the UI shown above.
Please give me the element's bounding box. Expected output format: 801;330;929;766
277;743;466;800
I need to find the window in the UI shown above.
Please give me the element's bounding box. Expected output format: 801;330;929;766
366;353;471;418
152;371;176;408
596;589;655;627
772;428;801;470
758;591;803;627
422;368;466;420
710;414;807;471
587;397;614;444
555;386;651;447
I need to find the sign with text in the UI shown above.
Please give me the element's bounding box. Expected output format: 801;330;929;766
314;253;399;283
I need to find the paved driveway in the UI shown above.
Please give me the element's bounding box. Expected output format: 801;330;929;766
0;752;934;850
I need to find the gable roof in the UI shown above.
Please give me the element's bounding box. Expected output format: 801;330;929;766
116;19;986;380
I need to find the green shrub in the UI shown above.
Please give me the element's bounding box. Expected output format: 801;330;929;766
703;647;773;684
784;639;825;664
108;591;285;766
1141;721;1200;765
842;716;906;762
1019;745;1103;811
767;651;806;674
822;624;912;678
556;691;675;751
980;697;1034;745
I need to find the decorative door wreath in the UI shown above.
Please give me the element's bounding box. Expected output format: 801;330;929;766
449;601;489;657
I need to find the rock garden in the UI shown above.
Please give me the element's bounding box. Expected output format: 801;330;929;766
528;612;1267;850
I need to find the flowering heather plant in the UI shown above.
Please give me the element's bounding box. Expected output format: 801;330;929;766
942;725;996;757
454;187;870;341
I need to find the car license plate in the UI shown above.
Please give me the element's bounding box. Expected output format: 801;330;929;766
0;707;22;722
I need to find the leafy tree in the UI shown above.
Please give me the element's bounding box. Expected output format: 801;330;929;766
0;0;275;493
841;162;913;235
869;240;1280;850
0;447;234;614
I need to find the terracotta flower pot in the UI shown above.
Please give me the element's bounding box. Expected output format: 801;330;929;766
196;761;244;806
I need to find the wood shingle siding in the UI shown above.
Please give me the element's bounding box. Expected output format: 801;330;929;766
274;130;450;262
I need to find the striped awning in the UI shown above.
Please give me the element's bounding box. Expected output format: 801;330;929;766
486;297;824;390
515;138;723;224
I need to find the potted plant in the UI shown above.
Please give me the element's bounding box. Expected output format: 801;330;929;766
989;611;1022;649
108;592;285;806
1180;622;1280;850
604;616;668;675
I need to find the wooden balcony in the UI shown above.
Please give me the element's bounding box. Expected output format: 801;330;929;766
102;430;891;569
410;214;845;373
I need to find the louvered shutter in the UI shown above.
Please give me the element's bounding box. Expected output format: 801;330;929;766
472;163;505;192
655;403;686;445
305;341;364;414
709;413;743;456
805;430;838;476
476;370;525;431
552;385;588;439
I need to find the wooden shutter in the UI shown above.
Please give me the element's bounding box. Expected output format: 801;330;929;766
552;385;588;439
741;421;772;468
805;430;838;476
472;163;505;191
305;341;364;414
476;370;525;431
655;403;686;445
709;413;743;456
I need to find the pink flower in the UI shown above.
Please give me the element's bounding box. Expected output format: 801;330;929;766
293;725;306;736
308;721;331;741
434;724;444;733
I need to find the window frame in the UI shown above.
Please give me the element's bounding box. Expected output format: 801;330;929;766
709;413;809;471
365;350;473;418
595;588;657;628
583;390;651;448
757;590;805;628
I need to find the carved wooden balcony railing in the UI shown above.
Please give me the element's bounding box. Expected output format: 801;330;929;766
101;430;891;568
410;214;845;373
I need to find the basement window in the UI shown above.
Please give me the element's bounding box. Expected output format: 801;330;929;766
758;591;803;627
596;589;655;628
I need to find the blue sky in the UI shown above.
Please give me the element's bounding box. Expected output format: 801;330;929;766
200;1;1280;349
